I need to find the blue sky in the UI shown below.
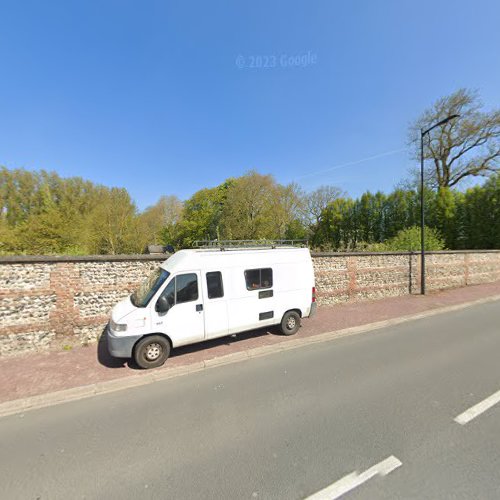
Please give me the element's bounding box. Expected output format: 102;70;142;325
1;0;499;209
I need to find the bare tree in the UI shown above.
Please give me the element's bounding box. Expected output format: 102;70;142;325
409;89;500;189
139;195;183;245
303;185;344;226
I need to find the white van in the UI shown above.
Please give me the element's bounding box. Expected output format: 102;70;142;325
107;247;316;369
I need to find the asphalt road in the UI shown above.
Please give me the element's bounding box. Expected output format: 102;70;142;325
2;300;500;499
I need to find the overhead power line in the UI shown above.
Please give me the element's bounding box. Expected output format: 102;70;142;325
294;147;408;181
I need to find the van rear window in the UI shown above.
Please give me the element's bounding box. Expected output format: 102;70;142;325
244;268;273;290
206;271;224;299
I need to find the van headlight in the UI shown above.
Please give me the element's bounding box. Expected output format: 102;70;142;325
110;319;127;332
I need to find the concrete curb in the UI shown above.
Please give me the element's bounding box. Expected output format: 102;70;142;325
1;293;500;419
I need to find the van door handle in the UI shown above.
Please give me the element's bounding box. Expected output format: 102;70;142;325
196;304;203;312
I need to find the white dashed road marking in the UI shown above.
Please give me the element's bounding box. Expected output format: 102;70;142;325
305;455;402;500
454;388;500;425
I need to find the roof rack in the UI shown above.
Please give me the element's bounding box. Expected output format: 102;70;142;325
192;239;309;250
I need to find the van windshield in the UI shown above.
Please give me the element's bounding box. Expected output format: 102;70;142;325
131;268;170;307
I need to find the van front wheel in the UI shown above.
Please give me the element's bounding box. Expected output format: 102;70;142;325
280;311;301;336
134;335;170;369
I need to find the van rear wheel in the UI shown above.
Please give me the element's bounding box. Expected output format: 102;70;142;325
280;311;301;336
134;335;170;369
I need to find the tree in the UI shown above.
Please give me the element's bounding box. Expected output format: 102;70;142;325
303;185;344;227
2;165;499;255
85;187;140;254
159;195;184;246
461;172;500;249
384;189;418;239
409;89;500;189
313;197;356;250
0;166;40;226
355;191;387;244
0;168;97;254
139;195;183;246
222;171;276;240
20;183;77;254
0;216;18;254
270;182;305;239
433;187;458;248
482;173;500;248
177;180;233;246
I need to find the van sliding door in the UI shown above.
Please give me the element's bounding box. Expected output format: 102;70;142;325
228;267;275;333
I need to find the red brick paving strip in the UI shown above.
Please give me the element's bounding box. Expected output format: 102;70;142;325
1;280;499;405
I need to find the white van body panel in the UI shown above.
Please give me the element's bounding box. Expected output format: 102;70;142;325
111;297;150;337
201;268;229;339
151;269;205;347
108;247;315;356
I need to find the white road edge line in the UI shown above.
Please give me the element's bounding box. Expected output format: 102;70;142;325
454;389;500;425
305;455;402;500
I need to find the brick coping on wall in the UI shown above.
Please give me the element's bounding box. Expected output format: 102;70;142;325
0;254;169;264
311;249;500;257
1;249;499;264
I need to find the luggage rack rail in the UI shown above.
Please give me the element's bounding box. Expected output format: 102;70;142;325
192;239;309;250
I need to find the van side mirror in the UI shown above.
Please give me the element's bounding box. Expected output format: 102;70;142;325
156;295;170;313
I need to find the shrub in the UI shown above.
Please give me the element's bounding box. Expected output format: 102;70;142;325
368;226;445;251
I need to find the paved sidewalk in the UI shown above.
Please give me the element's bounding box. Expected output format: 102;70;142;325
1;281;500;407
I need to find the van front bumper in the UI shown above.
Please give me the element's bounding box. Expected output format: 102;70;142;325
106;327;142;358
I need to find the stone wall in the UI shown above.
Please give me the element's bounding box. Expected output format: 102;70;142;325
0;256;164;356
1;251;499;356
312;251;500;305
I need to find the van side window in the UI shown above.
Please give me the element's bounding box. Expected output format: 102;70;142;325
175;273;198;304
244;268;273;290
206;271;224;299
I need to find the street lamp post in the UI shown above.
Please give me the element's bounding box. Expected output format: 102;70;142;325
420;114;459;295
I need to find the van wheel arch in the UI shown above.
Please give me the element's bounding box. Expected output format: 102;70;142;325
282;308;302;319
